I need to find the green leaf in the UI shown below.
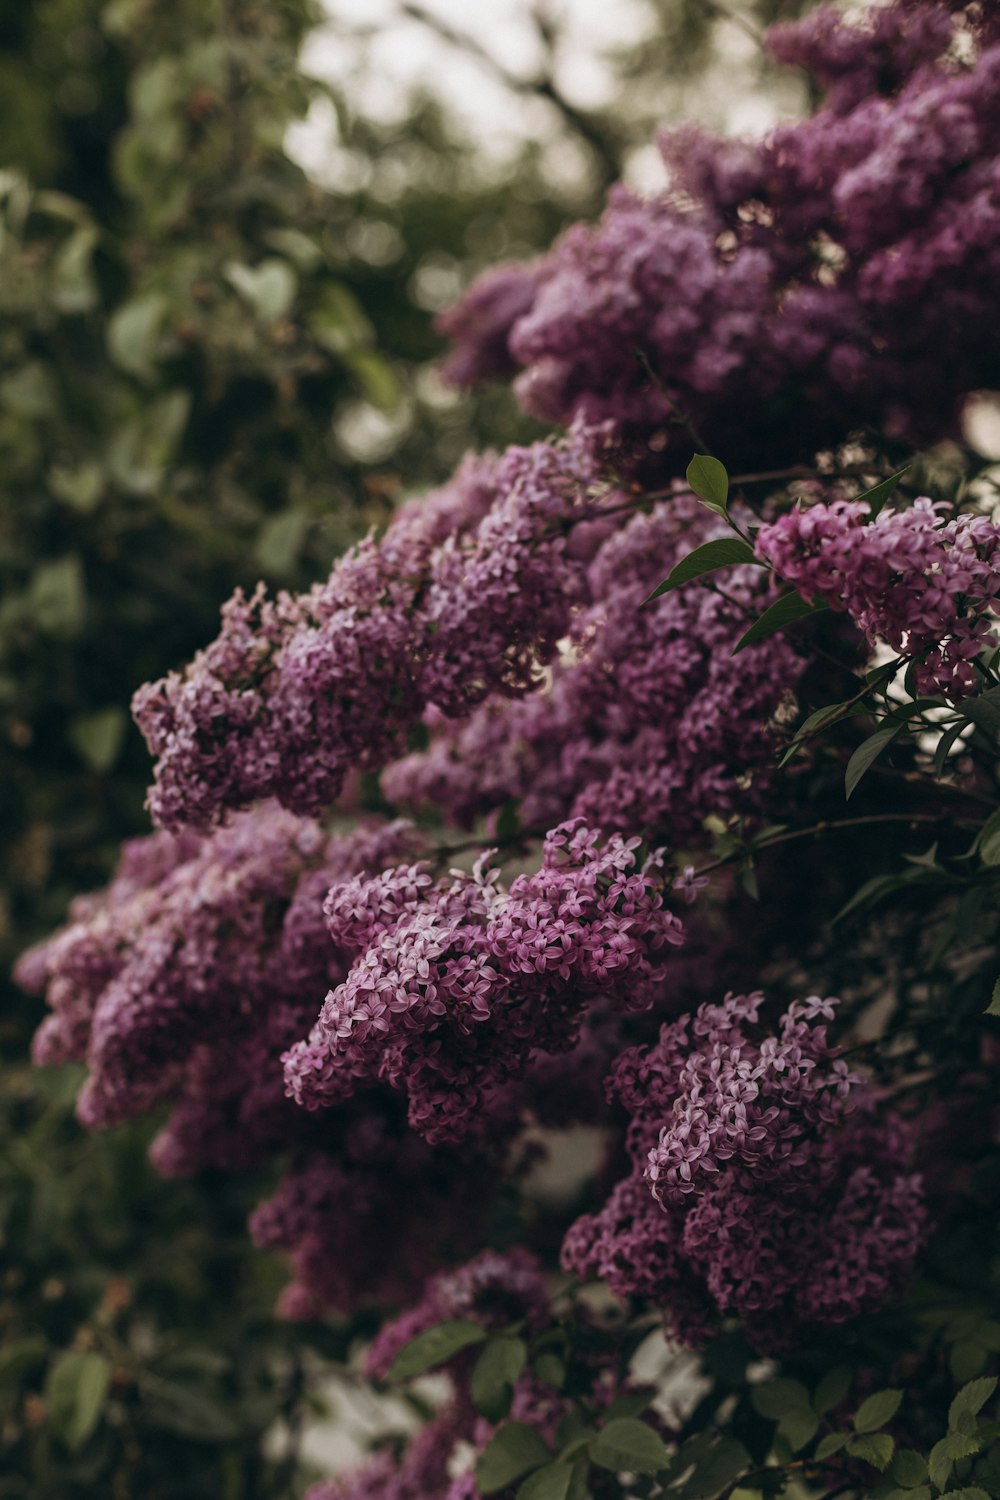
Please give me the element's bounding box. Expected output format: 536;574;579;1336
686;454;729;513
140;1377;239;1441
254;510;311;577
815;1432;849;1460
345;348;401;411
46;1351;112;1452
778;1409;819;1453
225;258;298;323
69;707;128;773
847;1433;895;1470
668;1436;752;1500
976;812;1000;867
471;1337;527;1422
0;1337;48;1387
516;1461;575;1500
950;1376;998;1432
965;686;1000;738
854;1389;904;1433
107;291;168;382
814;1367;852;1415
892;1450;929;1486
751;1379;812;1421
29;556;86;637
845;724;905;800
52;224;100;313
929;1432;983;1489
643;538;757;604
590;1417;671;1475
938;1489;990;1499
859;466;910;520
476;1422;552;1494
49;461;105;514
733;593;828;653
890;1490;930;1500
0;361;59;419
934;719;969;775
387;1319;487;1382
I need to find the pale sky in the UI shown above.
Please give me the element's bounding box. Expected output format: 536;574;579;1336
288;0;801;196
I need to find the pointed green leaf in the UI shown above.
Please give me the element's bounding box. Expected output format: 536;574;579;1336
845;724;906;800
892;1449;928;1486
965;686;1000;738
686;454;730;513
387;1319;487;1382
471;1337;527;1421
859;466;910;520
46;1351;112;1451
986;979;1000;1018
854;1389;903;1433
643;539;757;604
814;1367;852;1415
934;719;969;775
977;811;1000;867
751;1379;812;1421
847;1433;895;1470
815;1432;849;1460
476;1422;551;1494
590;1418;671;1475
516;1461;575;1500
950;1376;998;1431
733;593;829;653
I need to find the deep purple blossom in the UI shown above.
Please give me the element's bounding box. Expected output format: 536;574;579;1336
563;992;927;1350
440;0;1000;476
384;496;805;838
756;497;1000;699
283;822;686;1143
134;432;609;830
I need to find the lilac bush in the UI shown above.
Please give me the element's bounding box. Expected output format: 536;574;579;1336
18;1;1000;1495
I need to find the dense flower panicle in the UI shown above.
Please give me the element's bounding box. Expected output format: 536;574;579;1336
19;806;421;1132
282;822;686;1143
563;993;927;1350
134;433;609;831
384;498;805;838
756;498;1000;698
440;0;1000;475
435;261;547;387
366;1248;549;1381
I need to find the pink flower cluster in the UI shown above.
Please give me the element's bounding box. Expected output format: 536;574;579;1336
440;0;1000;477
385;497;804;839
756;497;1000;699
562;992;926;1350
133;433;607;830
283;821;686;1142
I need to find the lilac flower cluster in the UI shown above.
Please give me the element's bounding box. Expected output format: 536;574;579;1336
384;497;804;839
562;992;926;1350
133;432;607;830
756;497;1000;699
440;0;1000;476
283;821;686;1142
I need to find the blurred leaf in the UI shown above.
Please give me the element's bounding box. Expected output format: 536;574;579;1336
107;292;169;382
387;1319;487;1382
29;556;86;637
254;510;310;577
69;708;128;773
46;1350;111;1452
591;1418;670;1475
0;362;58;420
476;1421;551;1494
471;1336;527;1422
49;461;105;514
854;1389;903;1433
225;259;298;324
